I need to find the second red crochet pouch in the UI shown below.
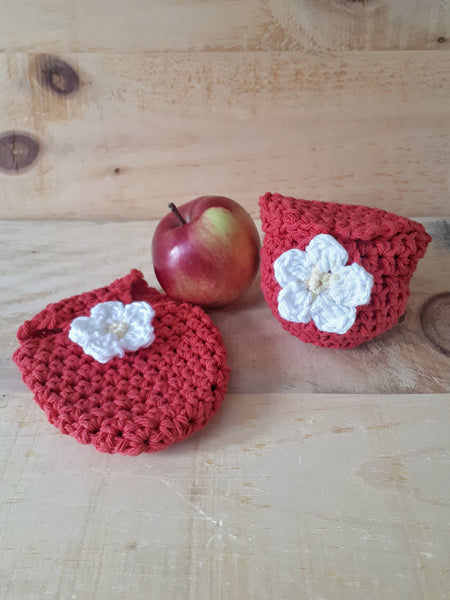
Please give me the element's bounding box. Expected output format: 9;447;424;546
259;192;432;349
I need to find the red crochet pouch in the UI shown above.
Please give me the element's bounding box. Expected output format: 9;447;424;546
13;270;230;455
260;193;432;349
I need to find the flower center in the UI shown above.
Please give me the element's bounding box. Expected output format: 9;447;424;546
306;266;338;296
107;320;129;339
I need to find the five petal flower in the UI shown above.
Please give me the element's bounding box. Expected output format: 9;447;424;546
274;234;373;334
68;301;155;363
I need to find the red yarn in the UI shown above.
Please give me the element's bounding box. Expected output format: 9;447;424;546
13;270;230;455
260;193;432;349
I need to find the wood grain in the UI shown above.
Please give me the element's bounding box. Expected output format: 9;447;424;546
1;391;449;599
2;218;449;395
0;0;448;52
420;292;450;356
1;51;449;220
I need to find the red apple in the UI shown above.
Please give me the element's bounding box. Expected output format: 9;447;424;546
152;196;261;308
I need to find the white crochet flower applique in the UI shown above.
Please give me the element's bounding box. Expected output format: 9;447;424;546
68;301;156;363
274;234;373;335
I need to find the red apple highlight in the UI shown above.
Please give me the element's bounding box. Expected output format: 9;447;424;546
152;196;261;308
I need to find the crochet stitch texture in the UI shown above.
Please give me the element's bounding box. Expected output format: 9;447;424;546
13;270;230;455
260;193;432;349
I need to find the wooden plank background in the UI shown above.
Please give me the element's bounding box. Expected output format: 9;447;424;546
2;218;449;396
1;51;449;219
2;390;450;599
1;0;449;52
1;1;450;599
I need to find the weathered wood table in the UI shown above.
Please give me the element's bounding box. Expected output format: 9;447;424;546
1;2;449;598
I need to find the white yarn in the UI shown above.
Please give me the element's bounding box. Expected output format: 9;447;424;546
274;234;373;334
68;301;156;363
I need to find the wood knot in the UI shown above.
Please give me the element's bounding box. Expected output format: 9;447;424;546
420;293;450;356
38;55;80;96
0;132;40;172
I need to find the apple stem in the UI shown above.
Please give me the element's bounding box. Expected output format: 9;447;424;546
168;203;187;225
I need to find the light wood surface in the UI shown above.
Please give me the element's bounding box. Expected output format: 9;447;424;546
1;0;449;52
1;2;450;598
1;218;450;599
2;219;449;396
1;391;450;600
1;51;449;219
